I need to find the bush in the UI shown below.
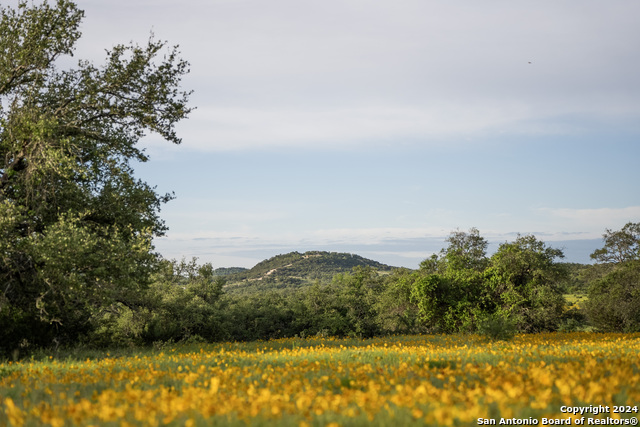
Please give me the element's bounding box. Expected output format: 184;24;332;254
477;313;517;341
558;307;589;332
585;261;640;332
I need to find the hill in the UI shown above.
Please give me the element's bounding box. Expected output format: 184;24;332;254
212;267;248;276
223;251;396;294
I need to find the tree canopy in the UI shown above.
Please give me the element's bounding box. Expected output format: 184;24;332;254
590;222;640;264
586;222;640;332
0;0;191;352
411;230;566;334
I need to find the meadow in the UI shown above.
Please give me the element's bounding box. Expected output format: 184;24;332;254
1;333;639;426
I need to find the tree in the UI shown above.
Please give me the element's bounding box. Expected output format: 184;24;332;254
585;260;640;332
419;227;489;273
332;266;383;338
410;268;489;333
299;281;350;337
139;259;226;343
590;222;640;264
585;223;640;332
442;227;489;271
0;1;191;352
411;228;491;333
411;231;567;334
484;235;566;332
374;268;425;334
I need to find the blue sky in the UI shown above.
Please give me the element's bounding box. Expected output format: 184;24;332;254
41;0;640;267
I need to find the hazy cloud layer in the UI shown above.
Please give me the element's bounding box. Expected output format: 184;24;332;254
69;0;640;151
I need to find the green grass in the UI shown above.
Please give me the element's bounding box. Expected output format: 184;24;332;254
563;293;588;307
2;333;640;426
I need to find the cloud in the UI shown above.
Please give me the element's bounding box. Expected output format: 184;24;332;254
164;209;289;223
307;227;451;245
538;206;640;233
152;226;606;268
155;227;450;254
152;227;451;268
153;103;615;152
167;105;533;151
366;250;438;260
157;219;616;251
68;0;640;152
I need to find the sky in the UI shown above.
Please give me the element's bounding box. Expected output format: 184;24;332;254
31;1;640;267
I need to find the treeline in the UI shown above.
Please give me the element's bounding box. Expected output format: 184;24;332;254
5;224;637;355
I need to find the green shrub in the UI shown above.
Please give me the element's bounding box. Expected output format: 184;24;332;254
477;313;517;341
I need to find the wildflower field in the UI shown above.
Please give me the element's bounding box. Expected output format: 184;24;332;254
2;333;639;426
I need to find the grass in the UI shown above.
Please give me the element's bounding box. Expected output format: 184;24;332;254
563;293;588;308
2;333;640;426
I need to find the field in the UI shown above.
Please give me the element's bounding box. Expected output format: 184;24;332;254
2;333;639;426
563;294;589;309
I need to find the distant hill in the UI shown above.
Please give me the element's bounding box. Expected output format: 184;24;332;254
223;251;396;294
212;267;248;276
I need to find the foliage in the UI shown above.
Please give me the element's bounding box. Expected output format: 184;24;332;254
586;260;640;332
297;282;351;337
410;231;566;334
585;223;640;332
484;234;566;332
556;262;591;294
195;232;577;341
331;266;384;338
0;0;191;354
477;312;517;341
374;268;426;334
219;266;388;341
88;258;226;346
212;267;248;276
143;259;226;343
410;271;487;333
418;227;489;274
557;307;589;332
221;291;302;341
590;222;640;264
410;229;492;333
441;227;489;271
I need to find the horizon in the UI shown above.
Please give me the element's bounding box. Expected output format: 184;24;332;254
156;236;604;270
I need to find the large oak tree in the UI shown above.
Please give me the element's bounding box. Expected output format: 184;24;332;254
0;0;191;352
